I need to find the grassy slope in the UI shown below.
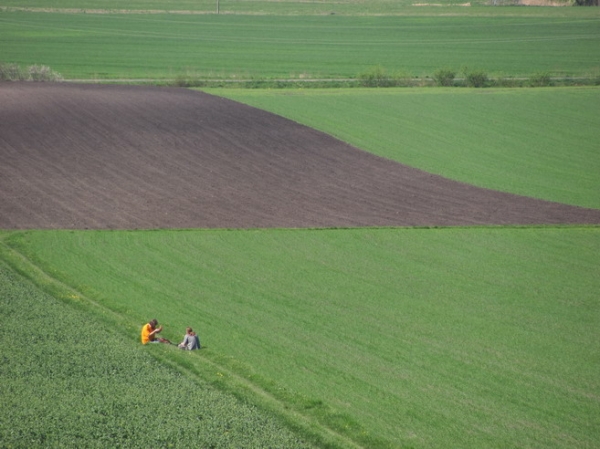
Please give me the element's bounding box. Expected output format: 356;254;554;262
0;257;319;448
3;227;599;448
208;87;600;210
1;11;599;79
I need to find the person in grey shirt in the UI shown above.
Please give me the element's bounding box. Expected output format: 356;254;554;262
178;327;201;350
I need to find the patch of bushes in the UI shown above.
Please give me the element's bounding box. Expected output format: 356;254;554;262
529;72;552;87
358;65;392;87
28;64;64;82
172;73;204;87
433;68;456;87
463;67;489;88
0;62;63;82
0;63;27;81
357;66;417;87
167;76;362;89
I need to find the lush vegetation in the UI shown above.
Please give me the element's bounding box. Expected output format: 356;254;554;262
0;10;598;80
2;227;599;448
209;87;600;210
0;257;320;448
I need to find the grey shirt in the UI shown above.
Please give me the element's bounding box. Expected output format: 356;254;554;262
181;334;200;350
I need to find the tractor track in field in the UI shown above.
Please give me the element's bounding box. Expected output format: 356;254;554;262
1;82;600;230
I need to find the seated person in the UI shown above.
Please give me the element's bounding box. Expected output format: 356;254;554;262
178;327;201;350
141;319;171;344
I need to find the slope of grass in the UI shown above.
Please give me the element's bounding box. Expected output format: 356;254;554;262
0;258;320;448
208;87;600;209
1;11;599;79
3;227;599;448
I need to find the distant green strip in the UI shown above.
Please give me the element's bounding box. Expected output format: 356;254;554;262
1;12;598;79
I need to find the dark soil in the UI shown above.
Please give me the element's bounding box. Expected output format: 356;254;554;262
1;83;599;229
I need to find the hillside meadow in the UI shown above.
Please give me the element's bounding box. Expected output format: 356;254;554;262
208;86;600;210
0;257;320;448
2;226;599;448
1;9;599;80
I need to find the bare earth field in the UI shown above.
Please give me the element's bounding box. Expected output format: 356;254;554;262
1;82;599;229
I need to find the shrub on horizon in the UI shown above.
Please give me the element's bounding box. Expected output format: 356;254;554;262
463;68;488;88
0;63;27;81
358;65;394;87
28;65;64;82
529;72;552;87
0;62;63;82
433;68;456;86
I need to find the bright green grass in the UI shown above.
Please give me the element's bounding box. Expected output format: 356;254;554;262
3;227;599;448
1;11;599;79
0;259;318;448
208;87;600;209
0;0;582;15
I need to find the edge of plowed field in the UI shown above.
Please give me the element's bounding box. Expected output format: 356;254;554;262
3;83;600;230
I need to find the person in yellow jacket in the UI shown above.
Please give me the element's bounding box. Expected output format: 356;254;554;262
141;319;171;344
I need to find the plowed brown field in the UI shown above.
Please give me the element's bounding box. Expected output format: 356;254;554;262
1;83;599;229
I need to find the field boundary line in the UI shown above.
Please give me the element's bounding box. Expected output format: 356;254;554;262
0;6;484;17
0;6;215;15
0;235;368;449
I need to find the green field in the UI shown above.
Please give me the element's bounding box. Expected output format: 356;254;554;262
0;258;320;448
0;0;583;15
1;10;599;80
3;1;600;447
1;227;599;448
208;86;600;210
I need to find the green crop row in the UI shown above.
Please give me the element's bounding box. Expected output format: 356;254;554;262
2;226;599;448
1;11;598;80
